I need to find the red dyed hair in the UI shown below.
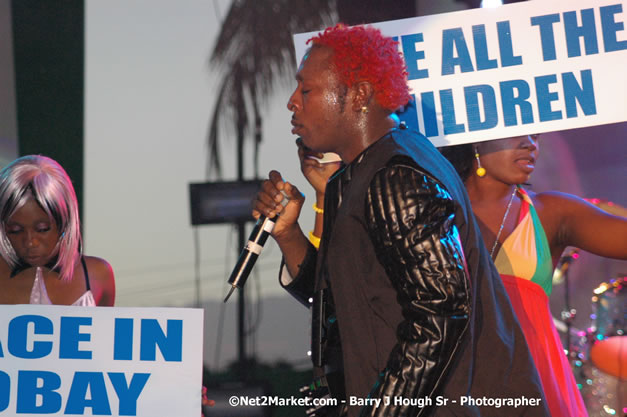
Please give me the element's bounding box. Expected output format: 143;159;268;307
308;23;411;111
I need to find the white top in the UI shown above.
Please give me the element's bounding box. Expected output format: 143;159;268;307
29;267;96;306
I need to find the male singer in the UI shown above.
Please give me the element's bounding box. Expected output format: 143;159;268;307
253;24;548;416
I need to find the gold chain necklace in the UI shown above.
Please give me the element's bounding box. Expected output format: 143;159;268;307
490;187;518;259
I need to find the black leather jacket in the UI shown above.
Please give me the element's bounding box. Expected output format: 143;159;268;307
285;161;470;416
360;161;471;416
282;128;549;417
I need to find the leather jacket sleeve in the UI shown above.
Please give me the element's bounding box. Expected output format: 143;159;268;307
278;241;318;307
360;158;471;417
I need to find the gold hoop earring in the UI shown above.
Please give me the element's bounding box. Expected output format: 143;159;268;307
475;148;486;177
361;106;368;114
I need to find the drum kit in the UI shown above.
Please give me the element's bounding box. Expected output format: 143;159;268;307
552;199;626;417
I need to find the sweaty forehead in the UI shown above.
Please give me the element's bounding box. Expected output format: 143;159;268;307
296;46;334;81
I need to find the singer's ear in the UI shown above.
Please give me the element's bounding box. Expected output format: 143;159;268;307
351;81;374;112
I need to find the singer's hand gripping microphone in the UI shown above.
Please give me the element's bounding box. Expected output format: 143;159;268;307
223;190;290;302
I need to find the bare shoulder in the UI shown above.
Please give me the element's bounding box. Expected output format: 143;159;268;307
83;256;114;279
526;190;595;245
532;190;626;218
82;255;116;306
533;190;582;204
530;190;593;215
530;190;627;258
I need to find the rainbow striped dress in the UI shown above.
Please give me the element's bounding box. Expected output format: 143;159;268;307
495;187;587;417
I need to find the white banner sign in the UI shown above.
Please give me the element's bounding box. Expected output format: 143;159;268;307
294;0;627;146
0;305;203;417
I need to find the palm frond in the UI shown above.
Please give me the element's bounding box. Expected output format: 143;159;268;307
206;0;336;179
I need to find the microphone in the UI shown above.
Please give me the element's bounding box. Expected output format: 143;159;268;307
223;190;289;302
